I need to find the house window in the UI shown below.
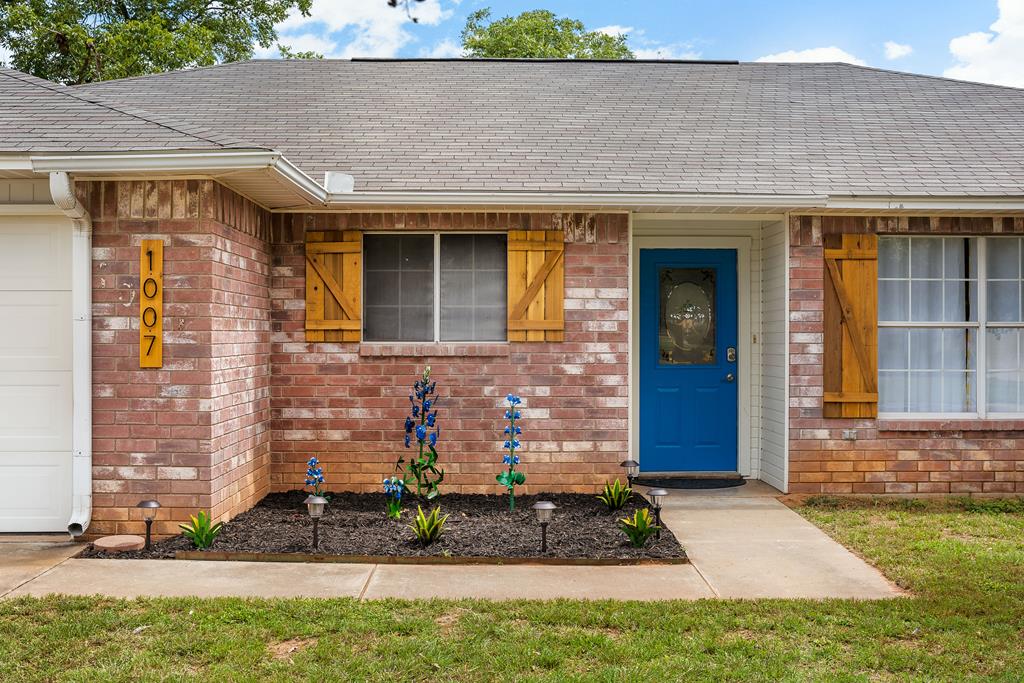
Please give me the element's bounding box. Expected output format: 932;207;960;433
363;233;507;342
879;236;1024;417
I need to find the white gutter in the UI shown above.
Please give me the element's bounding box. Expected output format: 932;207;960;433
824;196;1024;212
48;171;93;538
31;151;327;206
323;190;828;209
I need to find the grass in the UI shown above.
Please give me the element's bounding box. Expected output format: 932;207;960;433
1;499;1022;681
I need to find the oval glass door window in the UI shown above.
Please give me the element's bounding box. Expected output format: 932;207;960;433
659;268;716;365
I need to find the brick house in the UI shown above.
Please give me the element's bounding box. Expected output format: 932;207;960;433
0;59;1022;538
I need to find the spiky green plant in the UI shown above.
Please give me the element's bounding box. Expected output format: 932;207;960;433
179;510;223;549
620;508;660;548
409;505;448;546
597;479;633;511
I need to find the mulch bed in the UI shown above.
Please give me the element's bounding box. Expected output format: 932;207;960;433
81;491;686;562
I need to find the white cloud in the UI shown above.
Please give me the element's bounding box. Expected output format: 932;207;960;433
255;33;338;58
276;0;453;59
884;41;913;59
755;46;866;65
944;0;1024;87
594;25;634;37
0;44;11;67
634;46;702;60
420;38;463;58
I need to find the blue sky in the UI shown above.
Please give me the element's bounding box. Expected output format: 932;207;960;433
259;0;1024;87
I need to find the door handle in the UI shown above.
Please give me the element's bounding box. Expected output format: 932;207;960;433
725;373;735;383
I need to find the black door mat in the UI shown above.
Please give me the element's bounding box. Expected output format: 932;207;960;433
634;477;746;490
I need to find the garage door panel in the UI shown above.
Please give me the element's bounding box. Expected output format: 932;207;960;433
0;218;72;291
0;453;73;532
0;372;72;451
0;292;72;372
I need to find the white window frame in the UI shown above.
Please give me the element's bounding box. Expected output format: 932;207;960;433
362;231;508;344
879;235;1024;419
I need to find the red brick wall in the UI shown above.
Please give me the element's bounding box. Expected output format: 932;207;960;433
269;213;629;495
84;180;272;536
789;215;1024;495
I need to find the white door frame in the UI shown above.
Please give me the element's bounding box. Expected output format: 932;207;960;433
629;234;753;476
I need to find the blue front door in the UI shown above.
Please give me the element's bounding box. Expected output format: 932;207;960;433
639;249;738;472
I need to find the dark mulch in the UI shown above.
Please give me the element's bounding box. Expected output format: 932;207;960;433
81;491;685;561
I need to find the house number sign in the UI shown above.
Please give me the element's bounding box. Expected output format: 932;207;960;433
140;239;163;368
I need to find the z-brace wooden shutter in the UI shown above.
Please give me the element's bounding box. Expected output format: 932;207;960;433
507;230;564;342
823;233;878;418
305;230;361;342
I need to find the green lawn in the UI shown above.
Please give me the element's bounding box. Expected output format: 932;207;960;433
2;498;1022;682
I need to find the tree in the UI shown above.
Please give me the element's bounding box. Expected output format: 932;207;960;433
0;0;314;84
277;44;323;60
461;8;634;60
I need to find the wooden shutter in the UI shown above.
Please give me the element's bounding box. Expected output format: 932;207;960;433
507;230;564;342
823;233;878;417
305;230;361;342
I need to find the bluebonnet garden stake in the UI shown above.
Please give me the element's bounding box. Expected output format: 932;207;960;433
383;476;404;519
395;366;444;500
305;456;325;497
496;394;526;510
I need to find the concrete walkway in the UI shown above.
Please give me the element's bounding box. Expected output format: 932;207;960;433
1;482;900;601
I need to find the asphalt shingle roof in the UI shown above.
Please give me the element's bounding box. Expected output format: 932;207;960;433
41;59;1024;196
0;68;256;153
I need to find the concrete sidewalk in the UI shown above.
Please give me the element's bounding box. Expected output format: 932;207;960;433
1;482;901;601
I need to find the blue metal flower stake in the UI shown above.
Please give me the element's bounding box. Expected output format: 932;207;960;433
303;457;327;551
383;476;404;519
396;366;444;501
497;394;526;511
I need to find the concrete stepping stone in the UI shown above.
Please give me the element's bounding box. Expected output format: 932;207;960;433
92;535;145;553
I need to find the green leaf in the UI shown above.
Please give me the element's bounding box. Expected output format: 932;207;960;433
496;471;512;486
512;471;526;485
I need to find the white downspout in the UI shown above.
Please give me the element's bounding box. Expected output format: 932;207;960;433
49;171;93;538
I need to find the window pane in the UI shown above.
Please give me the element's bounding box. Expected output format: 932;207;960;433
944;237;976;279
987;280;1021;322
987;237;1020;279
879;238;909;278
891;328;976;413
910;239;944;278
363;234;434;341
879;371;908;413
910;281;943;322
987;328;1023;414
878;328;908;370
942;281;977;322
439;234;507;341
879;280;909;321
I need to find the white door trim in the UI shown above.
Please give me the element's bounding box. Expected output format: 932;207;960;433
630;235;753;477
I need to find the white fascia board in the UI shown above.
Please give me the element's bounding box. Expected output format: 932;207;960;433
324;191;827;209
29;150;327;205
824;196;1024;212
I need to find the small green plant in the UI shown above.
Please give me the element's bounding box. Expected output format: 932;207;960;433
409;505;448;546
597;479;633;511
620;508;660;548
179;510;223;549
958;496;1024;514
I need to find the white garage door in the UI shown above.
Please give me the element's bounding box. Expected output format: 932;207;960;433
0;216;73;532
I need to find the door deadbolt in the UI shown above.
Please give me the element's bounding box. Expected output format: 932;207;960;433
726;347;737;362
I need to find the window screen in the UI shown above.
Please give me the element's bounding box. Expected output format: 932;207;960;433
363;233;507;342
363;234;434;341
440;234;507;341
